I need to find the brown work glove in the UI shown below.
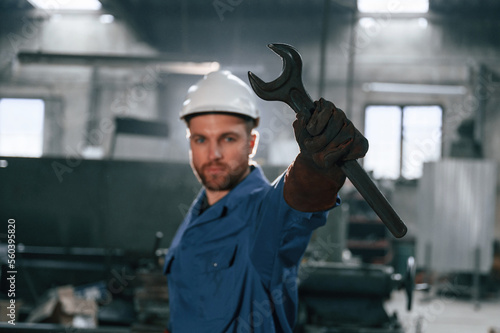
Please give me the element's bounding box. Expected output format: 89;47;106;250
284;98;369;212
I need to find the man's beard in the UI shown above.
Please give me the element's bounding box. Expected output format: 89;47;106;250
195;162;248;192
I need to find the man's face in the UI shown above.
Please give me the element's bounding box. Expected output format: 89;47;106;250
187;113;257;192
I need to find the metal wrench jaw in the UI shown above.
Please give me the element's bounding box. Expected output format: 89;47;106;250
247;71;278;102
248;43;313;116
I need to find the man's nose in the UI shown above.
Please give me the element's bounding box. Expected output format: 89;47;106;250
208;142;222;160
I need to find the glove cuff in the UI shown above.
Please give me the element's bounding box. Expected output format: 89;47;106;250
283;154;346;212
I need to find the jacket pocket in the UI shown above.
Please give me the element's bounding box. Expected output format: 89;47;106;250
198;243;238;273
195;243;239;319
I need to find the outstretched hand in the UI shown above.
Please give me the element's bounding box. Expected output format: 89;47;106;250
284;98;369;212
293;98;368;169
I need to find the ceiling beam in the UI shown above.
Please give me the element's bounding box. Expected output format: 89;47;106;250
16;51;220;75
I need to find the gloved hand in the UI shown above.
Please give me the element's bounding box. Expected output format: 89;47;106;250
284;98;369;212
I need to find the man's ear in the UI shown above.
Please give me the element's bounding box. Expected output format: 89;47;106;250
249;130;259;158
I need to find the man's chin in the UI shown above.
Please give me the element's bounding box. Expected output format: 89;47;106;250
202;176;231;192
199;167;248;192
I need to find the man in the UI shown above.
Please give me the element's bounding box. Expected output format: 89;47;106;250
164;70;368;332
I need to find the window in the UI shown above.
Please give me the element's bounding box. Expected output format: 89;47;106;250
0;98;45;157
363;105;442;180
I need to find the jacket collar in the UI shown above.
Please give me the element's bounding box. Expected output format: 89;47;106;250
187;164;269;228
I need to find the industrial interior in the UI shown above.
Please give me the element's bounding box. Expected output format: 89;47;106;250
1;0;500;332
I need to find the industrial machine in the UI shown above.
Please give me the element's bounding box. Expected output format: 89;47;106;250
295;257;415;333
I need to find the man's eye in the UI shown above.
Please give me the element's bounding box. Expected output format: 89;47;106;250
224;137;236;142
194;137;205;144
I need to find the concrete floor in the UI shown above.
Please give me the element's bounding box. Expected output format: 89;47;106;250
385;290;500;333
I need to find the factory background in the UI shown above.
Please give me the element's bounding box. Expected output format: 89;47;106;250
0;0;499;332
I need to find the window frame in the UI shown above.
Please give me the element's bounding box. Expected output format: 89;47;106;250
362;103;445;180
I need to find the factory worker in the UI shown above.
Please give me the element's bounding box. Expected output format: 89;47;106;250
163;70;368;332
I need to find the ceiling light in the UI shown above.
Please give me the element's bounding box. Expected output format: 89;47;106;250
359;17;377;29
99;14;114;24
28;0;102;11
418;18;428;28
358;0;429;13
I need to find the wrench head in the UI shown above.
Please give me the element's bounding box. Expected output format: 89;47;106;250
247;43;303;103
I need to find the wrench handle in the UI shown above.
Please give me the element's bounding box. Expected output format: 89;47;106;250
340;160;407;238
288;93;407;238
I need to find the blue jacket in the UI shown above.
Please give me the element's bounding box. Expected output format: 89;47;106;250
164;165;336;332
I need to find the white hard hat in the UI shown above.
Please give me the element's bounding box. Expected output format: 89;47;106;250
180;70;259;120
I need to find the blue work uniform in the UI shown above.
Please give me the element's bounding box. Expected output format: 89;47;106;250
164;165;338;332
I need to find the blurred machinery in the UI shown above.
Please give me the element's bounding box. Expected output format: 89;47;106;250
295;257;415;333
294;183;415;333
131;232;170;333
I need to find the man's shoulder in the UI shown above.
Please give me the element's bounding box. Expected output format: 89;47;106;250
225;165;279;207
238;165;272;190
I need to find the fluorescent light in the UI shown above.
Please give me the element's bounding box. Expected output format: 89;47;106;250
358;0;429;13
28;0;102;11
418;18;428;28
363;82;467;95
359;17;377;29
99;14;114;24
